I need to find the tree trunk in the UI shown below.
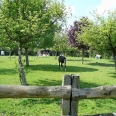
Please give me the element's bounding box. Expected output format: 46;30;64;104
25;48;29;66
55;51;57;59
18;43;28;85
82;49;84;64
108;36;116;70
113;55;116;70
9;50;11;61
64;52;66;57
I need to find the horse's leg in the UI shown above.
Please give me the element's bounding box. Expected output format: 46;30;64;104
61;63;63;70
59;61;60;69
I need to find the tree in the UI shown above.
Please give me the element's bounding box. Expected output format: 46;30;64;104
67;17;90;64
0;0;66;85
52;31;69;58
79;10;116;68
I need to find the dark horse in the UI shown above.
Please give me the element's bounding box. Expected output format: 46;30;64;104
58;55;66;71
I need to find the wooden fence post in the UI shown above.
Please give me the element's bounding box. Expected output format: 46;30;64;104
71;74;80;116
61;75;71;116
61;74;80;116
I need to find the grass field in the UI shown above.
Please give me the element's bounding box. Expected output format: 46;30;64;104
0;56;116;116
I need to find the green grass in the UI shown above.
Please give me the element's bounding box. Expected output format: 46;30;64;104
0;56;116;116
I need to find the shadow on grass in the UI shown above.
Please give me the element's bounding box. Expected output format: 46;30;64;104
27;64;98;72
109;72;116;78
67;58;92;62
33;77;100;87
0;68;17;75
34;76;102;88
34;79;61;86
80;80;101;88
88;62;115;67
33;72;102;86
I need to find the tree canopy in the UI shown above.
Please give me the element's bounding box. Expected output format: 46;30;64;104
0;0;65;48
0;0;66;85
52;31;69;56
79;11;116;56
79;10;116;67
67;17;90;63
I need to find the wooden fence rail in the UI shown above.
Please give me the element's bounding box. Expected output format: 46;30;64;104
0;85;71;99
0;74;116;116
0;85;116;99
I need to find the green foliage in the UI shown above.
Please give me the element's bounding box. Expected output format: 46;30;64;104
79;10;116;57
0;0;66;49
52;32;69;54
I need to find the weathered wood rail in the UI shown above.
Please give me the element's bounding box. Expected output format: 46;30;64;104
0;85;71;99
1;85;116;99
0;74;116;116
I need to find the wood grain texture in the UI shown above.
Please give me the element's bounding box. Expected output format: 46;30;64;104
0;85;71;99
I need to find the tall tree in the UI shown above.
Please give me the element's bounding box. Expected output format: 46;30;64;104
79;10;116;68
52;31;69;58
0;0;65;85
67;17;89;64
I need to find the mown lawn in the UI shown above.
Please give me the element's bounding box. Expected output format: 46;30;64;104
0;56;116;116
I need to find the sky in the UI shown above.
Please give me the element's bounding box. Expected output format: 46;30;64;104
59;0;116;27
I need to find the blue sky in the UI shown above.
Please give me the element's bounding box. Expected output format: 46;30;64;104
58;0;116;26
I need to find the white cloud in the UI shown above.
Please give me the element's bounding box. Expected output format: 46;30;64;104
96;0;116;15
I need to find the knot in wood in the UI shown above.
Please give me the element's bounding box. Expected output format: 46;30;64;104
102;87;111;95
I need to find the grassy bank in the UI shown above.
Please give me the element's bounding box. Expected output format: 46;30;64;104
0;56;116;116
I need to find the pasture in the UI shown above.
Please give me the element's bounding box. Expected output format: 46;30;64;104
0;55;116;116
